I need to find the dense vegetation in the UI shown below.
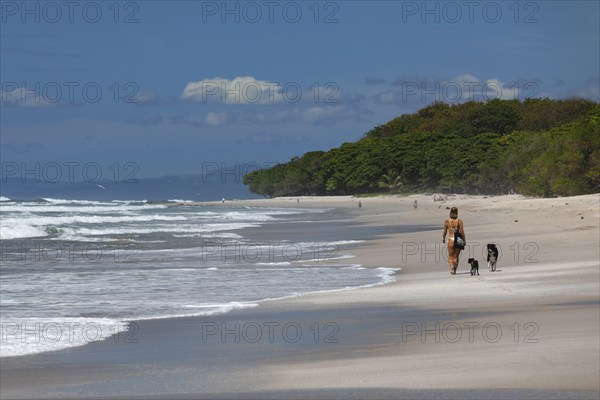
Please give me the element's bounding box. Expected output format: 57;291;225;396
243;98;600;197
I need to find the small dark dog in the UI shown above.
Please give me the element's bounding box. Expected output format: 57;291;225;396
468;258;479;276
487;244;499;272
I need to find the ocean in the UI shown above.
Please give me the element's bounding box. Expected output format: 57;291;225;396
0;196;396;357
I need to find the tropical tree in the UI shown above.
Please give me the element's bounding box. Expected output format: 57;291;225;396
243;100;599;197
378;170;403;191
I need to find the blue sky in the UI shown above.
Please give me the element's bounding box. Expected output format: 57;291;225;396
1;0;599;178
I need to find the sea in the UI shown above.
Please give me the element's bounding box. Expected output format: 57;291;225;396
0;196;397;357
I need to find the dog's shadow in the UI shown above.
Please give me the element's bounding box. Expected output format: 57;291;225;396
458;270;503;275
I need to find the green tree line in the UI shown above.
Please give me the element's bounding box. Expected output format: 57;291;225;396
243;98;600;197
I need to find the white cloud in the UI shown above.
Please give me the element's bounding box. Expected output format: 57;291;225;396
374;73;540;107
451;74;480;84
166;112;233;127
181;76;285;105
204;112;230;126
130;90;157;103
242;104;367;126
302;105;347;123
0;86;57;108
484;78;520;100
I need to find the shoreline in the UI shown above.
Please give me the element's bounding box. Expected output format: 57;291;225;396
0;199;398;360
1;194;598;399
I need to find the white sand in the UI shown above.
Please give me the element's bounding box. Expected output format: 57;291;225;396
216;194;600;393
2;194;597;399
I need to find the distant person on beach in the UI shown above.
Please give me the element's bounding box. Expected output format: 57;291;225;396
442;207;465;275
413;200;418;209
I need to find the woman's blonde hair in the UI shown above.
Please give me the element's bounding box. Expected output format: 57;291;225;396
449;207;458;219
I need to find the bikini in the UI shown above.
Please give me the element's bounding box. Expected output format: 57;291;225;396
448;219;459;242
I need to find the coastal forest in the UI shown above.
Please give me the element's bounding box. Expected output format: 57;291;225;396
243;98;600;197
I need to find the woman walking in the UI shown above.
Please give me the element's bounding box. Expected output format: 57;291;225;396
442;207;465;275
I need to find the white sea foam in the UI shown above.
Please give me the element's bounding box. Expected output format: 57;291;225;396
296;240;365;247
111;199;148;204
289;266;399;294
180;301;258;312
0;224;48;240
257;261;293;266
373;267;401;285
108;302;260;323
300;253;357;263
42;198;106;205
3;214;187;226
0;203;166;213
56;222;260;239
1;200;398;359
248;268;398;304
172;232;242;239
40;198;148;205
0;263;400;357
0;317;128;358
0;196;11;202
1;199;290;240
324;240;365;246
196;211;277;222
0;214;189;240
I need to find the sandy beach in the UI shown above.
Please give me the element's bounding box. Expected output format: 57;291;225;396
1;193;599;399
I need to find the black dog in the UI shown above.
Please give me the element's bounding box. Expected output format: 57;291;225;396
468;258;479;276
487;244;499;272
